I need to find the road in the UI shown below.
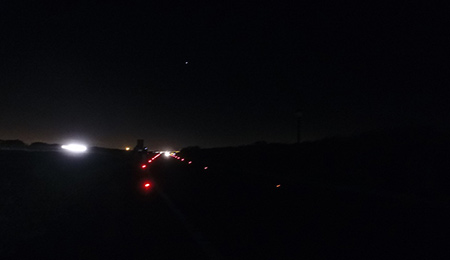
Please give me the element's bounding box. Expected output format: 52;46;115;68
1;150;449;259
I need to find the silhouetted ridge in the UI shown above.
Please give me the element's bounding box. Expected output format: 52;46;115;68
0;139;27;149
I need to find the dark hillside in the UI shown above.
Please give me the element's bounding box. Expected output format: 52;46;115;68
178;127;450;204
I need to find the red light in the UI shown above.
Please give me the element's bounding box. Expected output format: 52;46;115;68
141;164;147;169
204;167;208;170
181;159;185;161
144;183;150;188
188;161;192;164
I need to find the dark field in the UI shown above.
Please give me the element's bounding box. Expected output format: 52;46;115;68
1;136;450;259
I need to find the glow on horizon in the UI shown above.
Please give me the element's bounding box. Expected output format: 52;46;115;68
61;144;87;153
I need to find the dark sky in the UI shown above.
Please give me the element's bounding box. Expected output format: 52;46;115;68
1;1;448;149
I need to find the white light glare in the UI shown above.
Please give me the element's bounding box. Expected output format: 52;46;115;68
61;144;87;153
164;152;170;157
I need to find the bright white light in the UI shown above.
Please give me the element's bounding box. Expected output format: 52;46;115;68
164;152;170;157
61;144;87;153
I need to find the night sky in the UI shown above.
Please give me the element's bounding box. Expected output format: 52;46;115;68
1;1;448;149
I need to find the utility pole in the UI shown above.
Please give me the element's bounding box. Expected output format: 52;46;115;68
296;111;302;143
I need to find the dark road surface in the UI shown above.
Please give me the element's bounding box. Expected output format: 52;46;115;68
1;151;208;260
1;150;449;259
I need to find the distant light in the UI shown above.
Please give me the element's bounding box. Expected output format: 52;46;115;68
61;144;87;153
141;164;147;169
125;147;130;151
144;183;150;188
188;161;192;164
185;61;188;64
204;167;208;170
276;184;281;188
148;160;152;163
181;158;185;161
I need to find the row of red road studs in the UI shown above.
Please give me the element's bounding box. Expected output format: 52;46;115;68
140;153;163;189
141;153;162;169
170;154;208;170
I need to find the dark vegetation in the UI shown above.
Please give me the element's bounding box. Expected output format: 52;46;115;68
179;127;450;205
